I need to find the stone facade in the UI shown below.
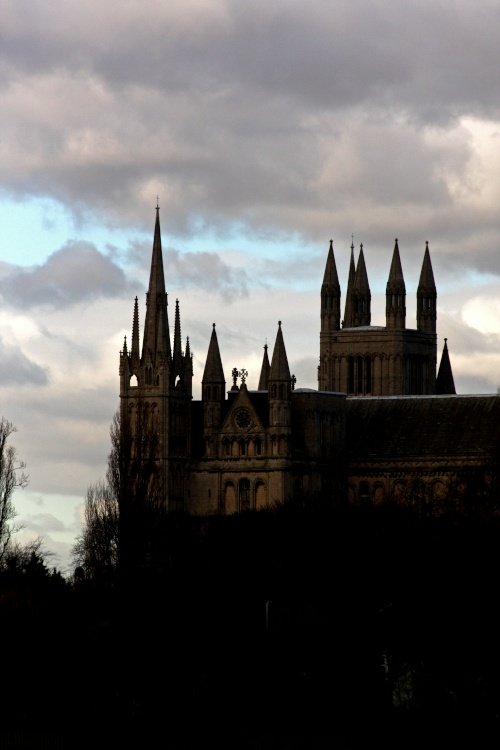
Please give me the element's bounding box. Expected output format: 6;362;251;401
119;210;500;517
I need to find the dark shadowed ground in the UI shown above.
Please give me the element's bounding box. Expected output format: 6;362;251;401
2;502;500;748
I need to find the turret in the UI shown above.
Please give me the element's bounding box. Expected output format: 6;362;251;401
352;244;371;327
258;343;271;390
131;296;140;361
417;241;437;334
268;322;292;448
436;338;456;394
321;240;341;333
184;336;193;398
202;324;226;431
386;239;406;330
171;298;183;386
342;241;356;328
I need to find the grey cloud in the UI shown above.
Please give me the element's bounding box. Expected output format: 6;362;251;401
31;385;118;424
19;513;67;534
164;247;249;302
0;1;499;280
0;241;131;308
0;337;48;385
2;2;500;119
127;237;250;301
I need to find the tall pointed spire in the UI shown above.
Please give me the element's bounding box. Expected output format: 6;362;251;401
386;238;406;330
184;335;193;397
202;324;226;388
417;241;437;334
343;240;356;328
131;296;140;358
321;239;341;333
436;338;456;394
141;205;171;361
269;321;291;383
268;321;292;442
173;298;182;365
352;243;371;326
258;343;271;390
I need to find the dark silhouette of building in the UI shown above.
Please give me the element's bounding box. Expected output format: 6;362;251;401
119;209;500;515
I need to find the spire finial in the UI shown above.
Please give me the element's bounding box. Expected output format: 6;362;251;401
212;322;216;329
156;196;160;210
329;238;333;250
278;320;282;327
351;234;354;250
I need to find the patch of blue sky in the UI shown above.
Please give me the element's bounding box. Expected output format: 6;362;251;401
0;196;147;267
0;196;329;292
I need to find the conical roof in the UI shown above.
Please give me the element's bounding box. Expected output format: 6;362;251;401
142;206;171;360
418;241;436;293
353;244;370;295
436;338;456;394
386;238;406;292
322;239;340;290
258;343;271;390
269;321;291;381
343;241;356;327
202;324;225;384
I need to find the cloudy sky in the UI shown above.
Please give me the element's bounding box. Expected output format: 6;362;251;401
1;0;500;573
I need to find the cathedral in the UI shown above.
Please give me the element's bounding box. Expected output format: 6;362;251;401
119;209;500;516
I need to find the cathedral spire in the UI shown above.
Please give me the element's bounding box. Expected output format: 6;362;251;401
321;239;341;333
173;298;182;365
436;338;456;394
131;296;140;358
343;240;356;328
141;205;171;361
202;324;226;390
417;241;437;334
386;238;406;330
352;243;371;326
269;321;291;384
258;343;271;390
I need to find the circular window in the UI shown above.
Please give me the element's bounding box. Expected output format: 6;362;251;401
234;408;251;429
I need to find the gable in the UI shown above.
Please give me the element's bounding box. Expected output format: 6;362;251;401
221;387;266;435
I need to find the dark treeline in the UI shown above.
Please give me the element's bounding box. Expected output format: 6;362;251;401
3;498;500;748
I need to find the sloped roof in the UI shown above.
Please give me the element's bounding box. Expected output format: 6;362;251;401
346;395;500;466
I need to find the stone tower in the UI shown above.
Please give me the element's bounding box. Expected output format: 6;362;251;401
318;239;437;395
119;206;192;511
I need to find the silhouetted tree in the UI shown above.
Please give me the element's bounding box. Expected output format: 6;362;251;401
72;479;119;583
4;536;53;575
72;411;121;582
0;417;28;565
